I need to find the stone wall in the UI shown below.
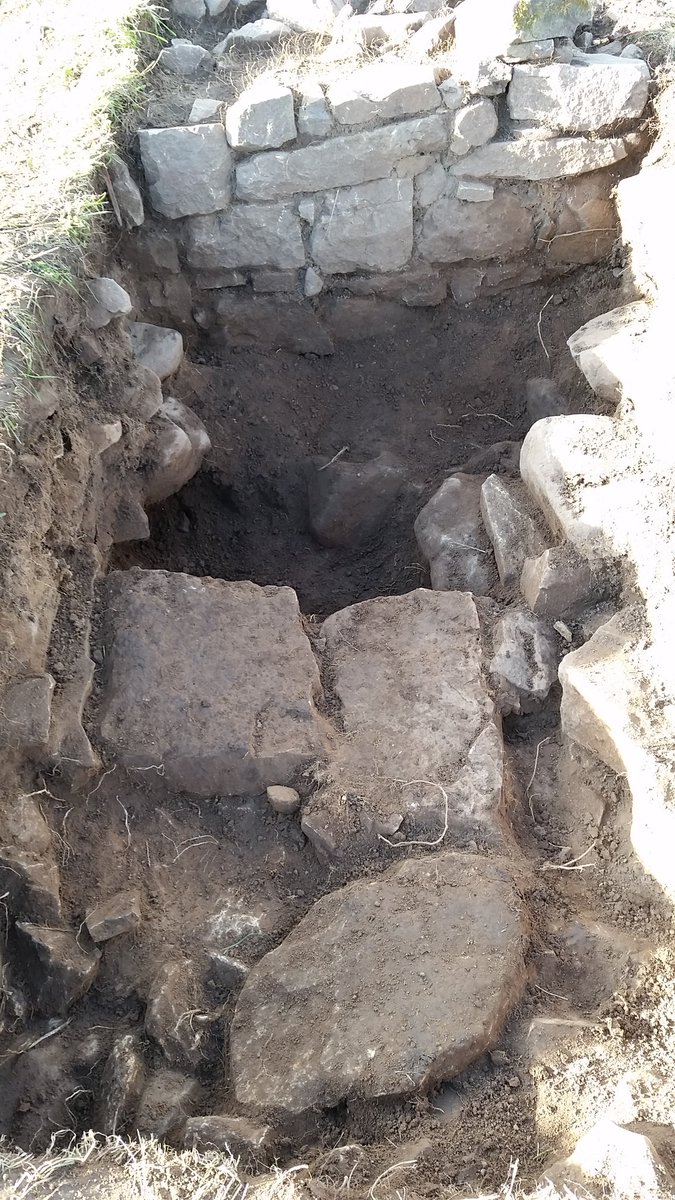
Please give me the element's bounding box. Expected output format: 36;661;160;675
116;3;651;351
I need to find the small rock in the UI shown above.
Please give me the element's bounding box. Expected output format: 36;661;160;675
266;785;301;814
188;98;221;123
456;179;494;202
86;277;132;330
136;1070;201;1141
525;377;570;425
129;323;184;380
304;266;323;297
520;543;601;618
298;80;333;140
107;155;144;228
621;43;645;60
214;20;293;52
480;474;547;586
184;1114;274;1162
15;924;100;1015
504;38;554;61
298;198;316;223
97;1034;145;1135
85;890;141;943
145;961;208;1067
0;675;54;750
541;1120;675;1200
489;1049;509;1065
172;0;206;15
157;42;214;77
308;451;406;549
439;79;466;111
414;473;492;594
507;1074;521;1088
87;420;123;456
450;99;498;155
225;79;296;152
490;609;559;714
207;953;250;990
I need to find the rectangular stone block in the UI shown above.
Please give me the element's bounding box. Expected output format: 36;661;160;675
98;570;327;796
235;114;449;200
138;125;232;220
327;61;440;126
311;178;413;274
508;59;650;133
448;136;627;180
417;189;533;263
185;204;305;269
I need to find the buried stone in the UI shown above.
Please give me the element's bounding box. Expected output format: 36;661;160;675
307;451;407;548
230;852;528;1116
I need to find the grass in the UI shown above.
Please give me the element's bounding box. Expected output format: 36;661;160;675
0;0;169;433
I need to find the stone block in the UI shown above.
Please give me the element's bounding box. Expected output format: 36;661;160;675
520;544;599;618
308;451;406;547
225;80;296;151
327;62;440;126
97;1034;145;1135
235;114;449;199
15;924;100;1015
456;178;494;202
267;785;301;814
158;43;214;77
542;1120;675;1200
448;136;627;180
508;59;650;132
231;851;528;1115
490;610;558;713
98;570;327;795
409;13;455;56
266;0;343;33
311;177;413;274
450;99;497;155
86;277;132;330
455;58;513;96
417;189;533;264
440;78;466;111
185;204;305;270
341;12;428;49
251;270;299;293
298;81;333;140
504;38;554;61
188;98;221;124
480;474;547;585
136;1071;200;1142
146;962;206;1067
0;675;54;750
415;473;492;593
129;323;184;380
184;1115;274;1161
107;155;144;228
214;20;292;51
85;890;141;943
415;162;447;207
138;124;232;220
567;301;650;403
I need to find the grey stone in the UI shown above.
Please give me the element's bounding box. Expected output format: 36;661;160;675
144;398;211;506
86;277;132;330
298;81;333;139
340;266;445;303
107;154;144;227
418;190;533;264
98;571;327;796
172;0;206;15
210;293;334;354
15;924;100;1015
340;12;428;49
235;114;449;199
85;890;141;943
414;474;492;593
138;124;232;219
304;266;323;297
541;1121;675;1200
230;851;528;1115
454;58;513;97
267;785;301;813
525;377;570;424
146;961;207;1068
308;451;407;547
0;675;54;750
214;20;293;51
194;269;246;289
136;1071;200;1141
225;80;296;151
490;610;558;713
327;62;440;126
267;0;343;32
448;136;627;180
408;12;455;56
184;1115;274;1161
456;178;494;202
208;954;250;990
507;59;650;132
621;43;645;60
206;0;231;12
439;78;466;111
520;544;600;618
504;38;554;61
188;98;222;123
453;440;522;476
311;178;413;274
480;474;547;586
0;843;61;925
97;1035;145;1135
157;43;214;77
415;161;447;207
450;99;497;155
129;323;184;379
185;204;305;270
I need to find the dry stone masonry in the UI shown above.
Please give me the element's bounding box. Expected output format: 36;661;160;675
122;0;650;347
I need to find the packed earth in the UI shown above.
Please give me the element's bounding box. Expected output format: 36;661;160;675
2;1;675;1199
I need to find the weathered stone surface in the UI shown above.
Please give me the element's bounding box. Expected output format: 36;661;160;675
129;323;184;380
236;114;449;199
0;674;54;750
304;266;323;297
546;172;617;265
440;78;466;111
480;474;547;586
418;190;533;263
136;1071;200;1141
86;277;132;330
141;412;206;507
215;19;292;51
306;591;506;849
448;137;627;180
559;610;637;776
208;953;250;990
267;785;301;814
311;178;413;274
567;301;649;404
0;849;61;924
98;571;326;795
266;0;343;33
504;38;554;61
138;125;232;220
456;178;494;202
340;11;428;49
225;80;296;151
308;451;406;547
541;1120;675;1200
231;852;528;1115
172;0;206;19
97;1034;145;1135
520;544;599;618
298;81;333;139
15;924;100;1015
327;62;440;126
409;12;455;56
251;270;298;294
184;1115;274;1160
128;224;180;275
209;293;334;354
146;962;207;1068
158;42;214;77
107;154;144;227
490;610;558;713
188;98;221;124
454;0;592;62
185;204;305;270
508;59;649;132
454;57;513;97
86;890;141;943
415;474;492;593
450;98;497;154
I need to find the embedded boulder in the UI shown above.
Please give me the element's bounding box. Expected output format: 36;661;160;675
230;852;528;1116
414;474;493;593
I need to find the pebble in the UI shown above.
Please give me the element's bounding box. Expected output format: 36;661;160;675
266;784;301;814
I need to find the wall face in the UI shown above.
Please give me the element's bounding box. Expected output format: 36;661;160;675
119;38;650;351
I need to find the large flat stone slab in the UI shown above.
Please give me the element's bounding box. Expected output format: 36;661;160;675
448;136;627;181
185;204;305;270
311;178;413;274
231;852;528;1116
97;570;326;795
417;189;533;263
507;59;649;133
